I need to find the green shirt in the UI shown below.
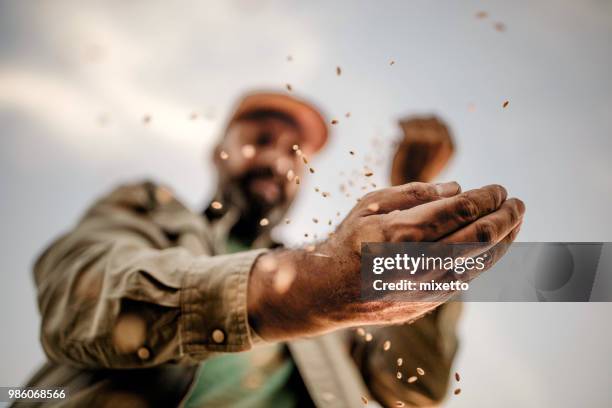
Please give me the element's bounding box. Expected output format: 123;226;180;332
184;237;298;408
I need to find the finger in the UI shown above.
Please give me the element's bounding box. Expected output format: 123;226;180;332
384;184;508;242
358;181;461;216
440;198;525;249
449;221;522;284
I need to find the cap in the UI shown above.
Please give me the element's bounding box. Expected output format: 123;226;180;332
228;91;328;154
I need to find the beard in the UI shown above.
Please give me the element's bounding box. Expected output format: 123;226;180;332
236;166;287;214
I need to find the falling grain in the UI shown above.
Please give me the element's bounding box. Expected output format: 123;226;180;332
416;367;425;376
454;388;462;395
367;203;380;212
259;218;269;227
407;376;418;384
211;201;223;210
494;22;506;32
241;144;256;159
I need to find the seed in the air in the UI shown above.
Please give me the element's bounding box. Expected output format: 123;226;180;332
219;150;229;160
475;11;488;19
407;376;418;383
494;22;506;32
285;218;291;224
302;156;308;164
309;167;315;174
345;112;351;118
241;144;256;159
322;192;330;198
336;66;342;76
314;187;320;192
349;150;355;155
274;267;296;294
361;396;368;405
389;60;395;66
502;100;509;108
395;402;405;407
286;169;295;181
356;327;366;336
304;233;308;237
365;333;373;342
312;218;318;224
454;388;462;395
331;119;338;125
327;219;332;226
455;372;461;382
383;340;391;351
396;372;402;379
364;171;374;177
367;203;380;212
416;367;425;376
286;83;293;91
397;358;403;366
259;218;269;227
292;144;299;151
211;201;223;210
142;114;151;124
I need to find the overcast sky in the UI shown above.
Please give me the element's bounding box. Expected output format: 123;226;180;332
1;0;611;406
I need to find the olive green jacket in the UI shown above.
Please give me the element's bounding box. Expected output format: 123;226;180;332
18;181;461;408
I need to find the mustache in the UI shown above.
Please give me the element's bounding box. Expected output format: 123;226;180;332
240;166;284;185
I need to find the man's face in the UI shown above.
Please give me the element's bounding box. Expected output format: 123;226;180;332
215;115;306;213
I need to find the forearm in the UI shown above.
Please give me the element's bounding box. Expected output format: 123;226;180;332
247;243;359;341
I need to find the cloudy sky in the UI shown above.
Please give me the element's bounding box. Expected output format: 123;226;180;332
1;0;611;406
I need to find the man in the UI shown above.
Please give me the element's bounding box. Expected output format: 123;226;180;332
19;91;524;407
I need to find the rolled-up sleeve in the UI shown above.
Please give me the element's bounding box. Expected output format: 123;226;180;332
34;182;267;369
181;249;265;356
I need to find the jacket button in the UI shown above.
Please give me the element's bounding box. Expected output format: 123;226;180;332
137;347;150;360
211;329;226;344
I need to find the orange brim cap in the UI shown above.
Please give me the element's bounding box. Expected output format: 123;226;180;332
229;91;328;153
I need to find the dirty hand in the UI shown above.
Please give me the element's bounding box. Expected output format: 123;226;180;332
247;181;525;340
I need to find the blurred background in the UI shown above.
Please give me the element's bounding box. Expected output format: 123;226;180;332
1;0;611;406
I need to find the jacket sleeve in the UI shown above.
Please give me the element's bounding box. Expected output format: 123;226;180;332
34;182;266;369
351;302;462;407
